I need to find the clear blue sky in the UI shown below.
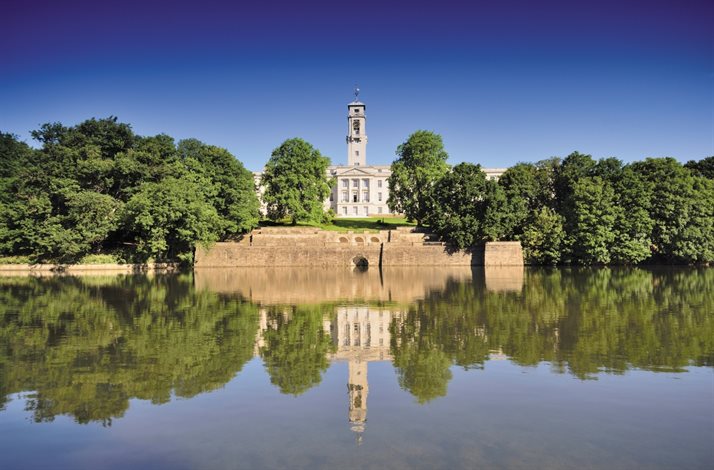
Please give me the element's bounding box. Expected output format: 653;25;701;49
1;0;712;170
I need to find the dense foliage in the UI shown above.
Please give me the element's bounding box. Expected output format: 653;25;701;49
260;138;333;224
0;119;259;263
421;146;712;265
387;130;449;225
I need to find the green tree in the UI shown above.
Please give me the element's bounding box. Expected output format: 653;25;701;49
387;130;449;225
177;139;260;237
684;156;714;179
520;206;566;265
427;163;506;248
609;165;654;264
0;133;34;205
261;138;332;224
631;158;712;263
568;176;617;264
122;166;221;262
497;163;540;239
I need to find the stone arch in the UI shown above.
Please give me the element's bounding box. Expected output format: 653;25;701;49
352;255;369;268
355;236;364;244
339;236;349;243
370;236;380;243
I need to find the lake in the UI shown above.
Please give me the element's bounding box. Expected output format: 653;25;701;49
0;267;712;469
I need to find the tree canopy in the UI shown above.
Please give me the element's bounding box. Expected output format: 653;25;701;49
415;150;711;265
0;118;259;263
260;138;333;224
387;130;449;225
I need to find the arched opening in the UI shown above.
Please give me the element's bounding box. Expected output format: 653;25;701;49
355;237;364;245
370;237;380;243
352;256;369;269
339;237;349;243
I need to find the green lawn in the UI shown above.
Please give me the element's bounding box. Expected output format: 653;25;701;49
260;216;415;233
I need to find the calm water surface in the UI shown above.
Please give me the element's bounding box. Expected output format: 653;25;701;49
0;267;712;469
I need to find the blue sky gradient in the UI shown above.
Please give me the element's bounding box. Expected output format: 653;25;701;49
1;0;712;170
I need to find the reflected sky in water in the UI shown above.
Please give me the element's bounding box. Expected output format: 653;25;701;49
0;267;712;469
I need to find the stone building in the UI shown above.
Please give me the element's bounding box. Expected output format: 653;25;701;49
254;91;506;218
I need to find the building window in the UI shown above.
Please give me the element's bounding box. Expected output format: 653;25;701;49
342;207;347;215
353;179;359;188
330;193;334;202
355;150;359;156
378;192;382;202
363;191;369;202
364;206;369;216
342;179;348;188
362;178;369;187
355;162;360;166
342;191;348;202
353;194;358;202
377;179;382;188
353;206;358;215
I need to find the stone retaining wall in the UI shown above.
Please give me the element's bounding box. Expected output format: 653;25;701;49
195;229;523;267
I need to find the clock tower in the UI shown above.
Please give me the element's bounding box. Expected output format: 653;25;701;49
346;88;367;166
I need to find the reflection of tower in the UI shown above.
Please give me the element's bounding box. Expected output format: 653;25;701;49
348;359;368;442
327;306;399;444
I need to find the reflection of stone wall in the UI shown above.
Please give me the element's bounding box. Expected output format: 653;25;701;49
483;266;524;293
194;267;475;304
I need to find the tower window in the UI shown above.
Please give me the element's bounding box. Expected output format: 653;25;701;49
355;150;359;156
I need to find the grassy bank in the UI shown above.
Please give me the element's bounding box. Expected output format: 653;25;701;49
260;216;416;233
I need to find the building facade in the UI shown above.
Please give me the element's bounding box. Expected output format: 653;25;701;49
255;94;506;218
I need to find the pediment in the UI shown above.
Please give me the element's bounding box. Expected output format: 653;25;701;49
334;167;374;177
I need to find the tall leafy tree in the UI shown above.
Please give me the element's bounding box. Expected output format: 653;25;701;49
520;207;566;265
568;176;617;264
0;133;34;205
387;130;449;225
122;164;221;263
609;165;654;264
261;138;332;224
427;163;506;248
631;157;712;263
177;139;260;237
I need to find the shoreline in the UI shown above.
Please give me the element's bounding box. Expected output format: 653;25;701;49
0;263;180;274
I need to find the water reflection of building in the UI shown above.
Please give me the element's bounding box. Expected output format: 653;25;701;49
325;306;399;444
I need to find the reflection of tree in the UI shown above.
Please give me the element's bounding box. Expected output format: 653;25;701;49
390;318;451;403
0;275;259;425
1;268;711;417
259;305;335;396
389;268;714;401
